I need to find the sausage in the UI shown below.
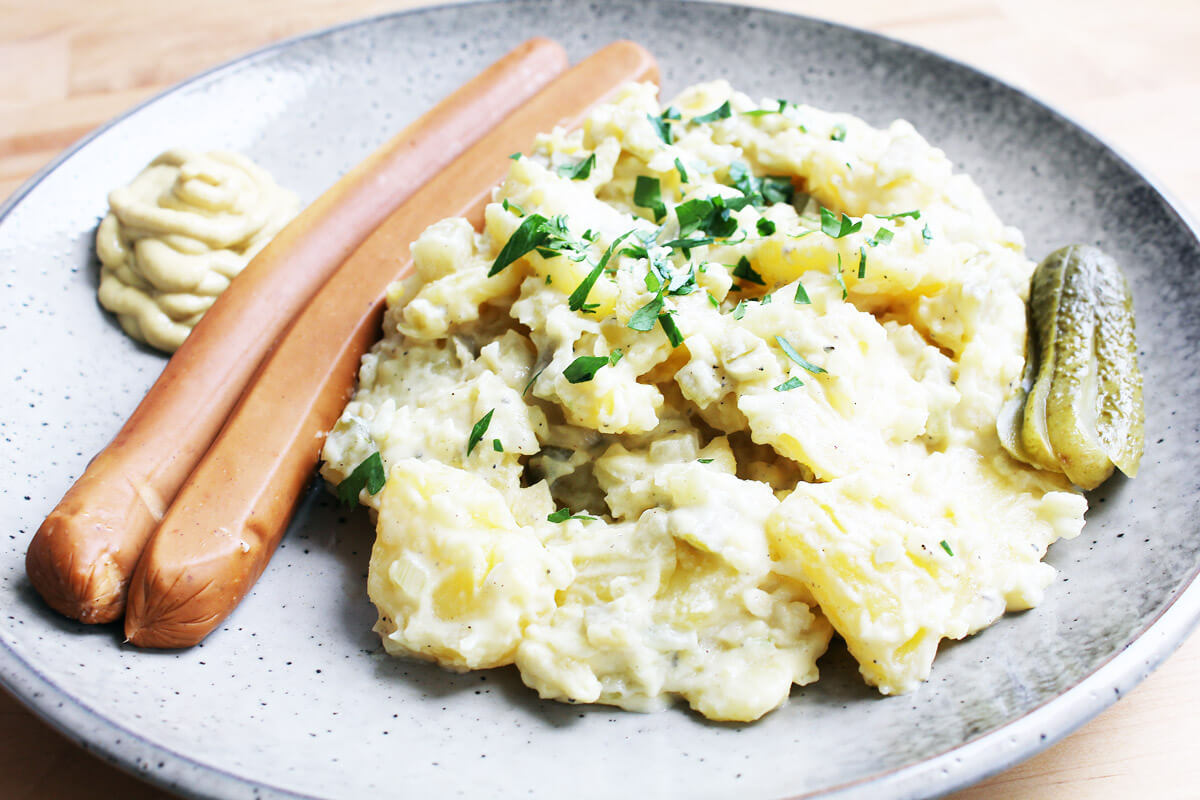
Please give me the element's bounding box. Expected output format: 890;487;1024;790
26;38;569;624
123;40;660;648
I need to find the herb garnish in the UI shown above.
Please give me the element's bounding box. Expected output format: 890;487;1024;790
757;218;777;236
775;335;827;375
557;153;596;180
858;246;868;279
820;207;862;238
774;376;803;392
868;228;894;247
728;161;794;207
743;99;789;117
336;451;386;506
731;256;765;286
634;176;667;222
834;252;848;299
493;439;503;452
698;457;715;464
548;508;597;523
922;224;933;244
732;299;748;320
940;539;955;557
692;100;732;124
501;198;524;216
674;157;689;183
628;293;665;331
567;231;636;312
489;214;588;276
467;409;495;455
522;365;547;395
658;312;684;347
563;355;610;384
648;106;681;144
793;279;811;304
878;209;921;221
830;123;847;142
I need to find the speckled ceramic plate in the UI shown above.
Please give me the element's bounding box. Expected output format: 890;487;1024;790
2;1;1199;798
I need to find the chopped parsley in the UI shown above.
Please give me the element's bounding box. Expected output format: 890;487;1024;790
648;106;680;144
878;209;921;221
774;376;803;392
489;214;587;276
627;293;664;331
819;207;862;238
563;355;610;384
566;231;635;312
774;335;827;375
658;312;684;347
706;291;720;308
556;153;596;180
336;451;386;506
698;457;715;464
922;223;933;243
731;256;765;286
757;218;777;236
508;152;522;160
834;252;848;299
609;348;624;366
868;227;894;247
634;175;666;222
793;279;811;304
692;100;732;124
501;198;524;216
743;98;789;117
522;365;546;395
674;157;689;183
940;539;955;557
492;439;503;452
732;299;749;320
830;123;847;141
548;508;597;523
467;409;495;455
858;246;868;279
728;161;794;207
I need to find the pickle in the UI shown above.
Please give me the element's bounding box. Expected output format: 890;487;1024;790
998;245;1144;489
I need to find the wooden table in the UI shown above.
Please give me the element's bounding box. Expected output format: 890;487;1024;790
3;1;1197;797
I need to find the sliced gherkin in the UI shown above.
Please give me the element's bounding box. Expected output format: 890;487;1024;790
998;245;1143;489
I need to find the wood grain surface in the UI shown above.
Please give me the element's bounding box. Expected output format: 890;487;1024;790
2;1;1198;798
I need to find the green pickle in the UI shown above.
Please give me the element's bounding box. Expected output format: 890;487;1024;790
997;245;1144;489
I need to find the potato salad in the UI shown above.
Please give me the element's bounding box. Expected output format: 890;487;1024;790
320;81;1087;721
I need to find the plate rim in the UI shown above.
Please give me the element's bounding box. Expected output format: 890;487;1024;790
2;1;1199;798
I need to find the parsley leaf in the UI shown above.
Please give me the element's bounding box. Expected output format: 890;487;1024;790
775;335;827;375
922;223;933;243
858;245;868;279
609;348;624;366
567;231;635;312
774;376;803;392
742;99;789;117
698;457;715;464
508;152;522;160
878;209;921;221
489;213;549;276
548;508;597;523
557;153;596;180
757;218;777;236
492;438;503;452
563;355;610;384
634;176;666;222
834;252;848;299
940;539;955;557
830;123;847;141
793;279;811;304
336;451;386;506
522;364;546;396
659;312;684;347
628;293;664;331
732;299;748;320
467;409;495;455
648;107;680;144
692;100;732;124
819;207;862;238
868;227;894;247
732;256;765;286
706;291;720;308
760;176;794;205
674;157;689;183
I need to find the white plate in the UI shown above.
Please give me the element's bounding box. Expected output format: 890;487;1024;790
3;2;1199;798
